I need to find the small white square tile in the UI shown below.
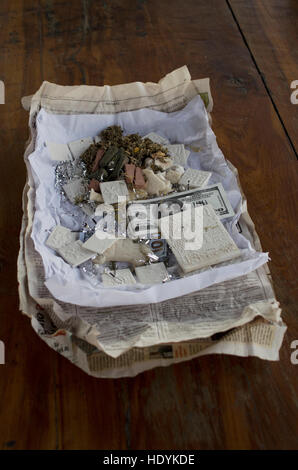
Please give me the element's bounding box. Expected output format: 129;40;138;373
46;225;77;250
58;240;95;267
179;168;211;188
135;262;169;285
46;142;72;162
100;180;129;204
102;269;136;287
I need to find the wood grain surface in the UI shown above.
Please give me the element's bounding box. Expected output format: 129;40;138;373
0;0;297;450
229;0;298;152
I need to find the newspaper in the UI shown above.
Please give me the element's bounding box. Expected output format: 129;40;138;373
18;66;286;377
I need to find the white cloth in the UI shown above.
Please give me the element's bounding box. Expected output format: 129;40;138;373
29;96;268;307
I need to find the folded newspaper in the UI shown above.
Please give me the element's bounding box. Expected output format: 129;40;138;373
18;66;286;377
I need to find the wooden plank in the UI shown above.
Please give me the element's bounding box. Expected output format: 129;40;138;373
0;0;58;450
0;296;58;449
229;0;298;153
0;0;297;450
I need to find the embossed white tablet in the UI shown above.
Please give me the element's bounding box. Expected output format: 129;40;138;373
101;269;136;287
58;240;95;267
95;203;115;216
68;137;94;160
135;262;169;285
46;142;72;162
159;205;240;273
46;225;77;250
82;232;116;254
179;168;211;188
63;178;87;204
165;144;190;166
100;180;129;204
143;132;169;145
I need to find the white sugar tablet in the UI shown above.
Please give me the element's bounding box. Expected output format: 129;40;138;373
102;269;136;287
179;168;211;188
58;240;95;267
160;205;240;273
100;180;129;204
135;262;169;285
82;232;116;254
46;225;77;250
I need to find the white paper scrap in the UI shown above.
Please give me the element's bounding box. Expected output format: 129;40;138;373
58;240;95;267
46;142;72;162
135;262;169;285
160;205;240;273
102;269;136;287
46;225;77;250
100;180;129;204
166;144;190;166
68;137;94;160
143;132;169;145
179;168;211;188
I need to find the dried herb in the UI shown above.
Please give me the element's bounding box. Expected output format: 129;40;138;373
97;126;169;166
80;126;170;186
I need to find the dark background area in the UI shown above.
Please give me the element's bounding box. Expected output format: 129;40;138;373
0;0;297;449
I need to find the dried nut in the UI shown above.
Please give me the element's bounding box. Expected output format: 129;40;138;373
154;157;173;171
151;151;166;159
128;190;136;201
90;188;103;203
135;188;148;199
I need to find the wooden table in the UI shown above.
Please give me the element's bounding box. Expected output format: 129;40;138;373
0;0;297;450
